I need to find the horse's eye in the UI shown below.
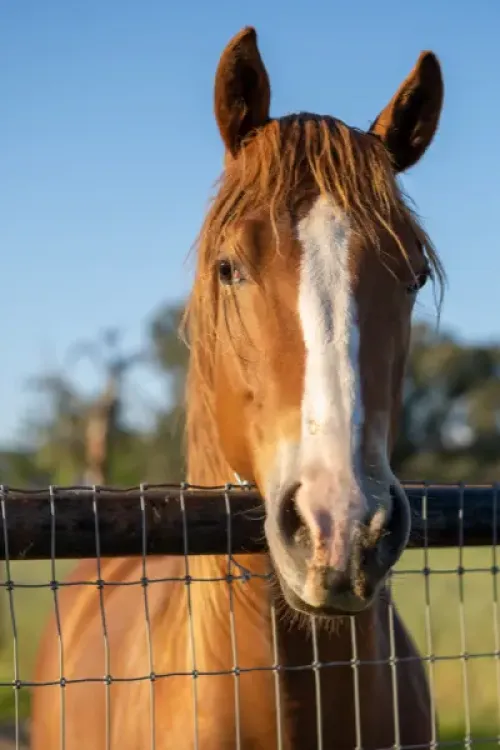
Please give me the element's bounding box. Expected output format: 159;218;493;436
406;268;431;294
218;259;244;286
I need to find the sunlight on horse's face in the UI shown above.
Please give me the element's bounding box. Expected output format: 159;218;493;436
213;193;427;615
209;28;443;616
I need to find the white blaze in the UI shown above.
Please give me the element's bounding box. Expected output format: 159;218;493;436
297;195;363;474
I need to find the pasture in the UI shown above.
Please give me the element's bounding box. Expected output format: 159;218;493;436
0;546;498;747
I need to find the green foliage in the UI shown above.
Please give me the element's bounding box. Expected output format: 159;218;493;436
0;450;48;488
21;374;87;485
393;322;500;482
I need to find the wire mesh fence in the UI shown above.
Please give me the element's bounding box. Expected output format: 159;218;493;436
0;482;498;749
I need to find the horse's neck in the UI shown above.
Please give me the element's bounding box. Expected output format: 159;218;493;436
186;425;273;594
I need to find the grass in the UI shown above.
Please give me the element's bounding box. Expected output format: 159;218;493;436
0;558;74;725
393;546;500;744
0;549;499;745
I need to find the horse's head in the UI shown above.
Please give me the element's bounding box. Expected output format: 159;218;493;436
186;27;444;617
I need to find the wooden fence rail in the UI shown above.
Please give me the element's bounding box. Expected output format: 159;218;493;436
0;483;498;560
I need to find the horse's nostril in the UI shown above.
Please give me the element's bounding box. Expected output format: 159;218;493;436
278;482;305;545
378;483;411;563
389;484;401;505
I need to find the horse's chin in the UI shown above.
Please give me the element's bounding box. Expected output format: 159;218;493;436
273;567;378;619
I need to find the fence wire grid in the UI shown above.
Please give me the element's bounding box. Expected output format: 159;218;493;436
0;482;499;750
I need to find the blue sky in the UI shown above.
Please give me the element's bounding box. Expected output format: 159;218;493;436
1;0;499;447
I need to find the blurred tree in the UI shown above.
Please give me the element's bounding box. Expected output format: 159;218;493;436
393;322;500;482
66;328;149;484
0;448;48;487
24;373;88;485
145;302;188;481
15;329;152;486
149;302;189;403
1;304;189;487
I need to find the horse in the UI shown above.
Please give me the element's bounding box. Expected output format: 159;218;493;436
30;26;445;750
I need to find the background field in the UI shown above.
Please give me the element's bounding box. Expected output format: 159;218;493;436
0;547;498;748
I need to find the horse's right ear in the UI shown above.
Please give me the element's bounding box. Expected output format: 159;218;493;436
214;27;271;159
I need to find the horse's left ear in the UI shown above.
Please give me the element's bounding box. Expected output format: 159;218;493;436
369;51;444;173
214;27;271;158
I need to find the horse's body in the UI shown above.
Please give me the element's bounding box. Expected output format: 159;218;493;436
31;27;445;749
32;556;431;749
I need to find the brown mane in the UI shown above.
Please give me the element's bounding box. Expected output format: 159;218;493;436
182;113;445;483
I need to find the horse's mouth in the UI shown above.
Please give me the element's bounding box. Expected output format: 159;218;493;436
266;479;411;618
266;511;394;618
272;562;378;617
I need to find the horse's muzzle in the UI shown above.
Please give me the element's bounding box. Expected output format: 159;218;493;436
266;478;411;616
